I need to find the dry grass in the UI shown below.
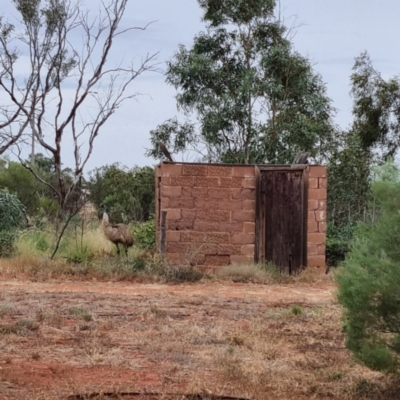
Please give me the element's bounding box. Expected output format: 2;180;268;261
216;262;330;285
0;279;397;400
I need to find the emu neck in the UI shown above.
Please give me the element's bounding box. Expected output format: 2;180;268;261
102;211;110;228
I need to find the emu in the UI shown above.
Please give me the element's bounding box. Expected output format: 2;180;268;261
101;204;134;256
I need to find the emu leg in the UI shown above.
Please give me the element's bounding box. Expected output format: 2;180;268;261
124;245;129;257
115;244;120;256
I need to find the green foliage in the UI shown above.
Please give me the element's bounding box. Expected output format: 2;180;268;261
336;161;400;372
351;52;400;159
327;132;371;229
290;304;304;316
88;164;155;223
133;216;156;250
148;0;335;164
0;159;40;215
0;189;25;231
0;189;25;256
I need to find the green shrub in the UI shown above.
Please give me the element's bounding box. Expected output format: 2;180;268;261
133;215;156;249
290;304;304;316
336;161;400;373
326;238;349;267
0;190;25;256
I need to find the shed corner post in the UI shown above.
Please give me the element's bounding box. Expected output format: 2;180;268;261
254;166;261;263
160;210;167;259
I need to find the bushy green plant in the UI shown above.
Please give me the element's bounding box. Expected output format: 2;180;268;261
133;216;156;250
0;190;25;256
336;161;400;372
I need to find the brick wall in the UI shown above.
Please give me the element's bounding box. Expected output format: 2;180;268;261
307;166;327;272
156;163;256;267
156;163;327;271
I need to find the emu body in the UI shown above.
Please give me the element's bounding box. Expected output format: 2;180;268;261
101;204;134;256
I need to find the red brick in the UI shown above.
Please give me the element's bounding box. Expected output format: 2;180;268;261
319;177;327;189
219;222;244;233
169;198;195;209
208;188;232;199
307;244;318;255
318;201;327;211
220;177;243;188
307;255;326;268
232;210;255;222
160;164;182;176
165;209;181;220
232;188;255;200
197;209;231;222
160;198;170;209
161;177;170;185
196;199;242;211
196;176;219;187
244;222;255;234
166;231;180;242
309;177;318;189
241;244;255;256
167;242;190;253
182;187;193;197
170;176;194;186
315;211;326;222
308;220;318;233
181;209;196;220
181;232;229;244
168;220;194;231
192;187;208;197
197;243;218;255
230;255;253;265
309;189;327;200
308;199;319;211
231;233;255;245
208;166;232;176
194;221;219;232
205;255;230;266
232;166;255;177
218;244;242;255
155;165;162;177
318;222;327;233
243;200;255;211
318;244;326;255
308;233;325;245
308;211;316;222
243;178;256;189
181;232;206;242
183;164;207;176
161;186;182;197
309;166;327;178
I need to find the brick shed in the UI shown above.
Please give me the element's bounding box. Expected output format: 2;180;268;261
155;162;327;273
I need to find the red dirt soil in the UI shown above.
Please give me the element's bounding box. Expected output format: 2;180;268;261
0;279;337;400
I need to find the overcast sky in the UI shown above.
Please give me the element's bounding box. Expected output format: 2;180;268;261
2;0;400;171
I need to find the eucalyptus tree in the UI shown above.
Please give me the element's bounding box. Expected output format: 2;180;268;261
0;0;157;257
351;51;400;160
148;0;335;164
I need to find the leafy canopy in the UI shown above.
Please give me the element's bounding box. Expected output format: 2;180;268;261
351;52;400;159
148;0;335;164
87;164;155;223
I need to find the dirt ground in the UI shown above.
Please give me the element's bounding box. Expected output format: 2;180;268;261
0;278;395;400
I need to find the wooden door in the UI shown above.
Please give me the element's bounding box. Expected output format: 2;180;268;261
255;167;307;274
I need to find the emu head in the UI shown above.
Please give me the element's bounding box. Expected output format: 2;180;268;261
101;203;109;213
